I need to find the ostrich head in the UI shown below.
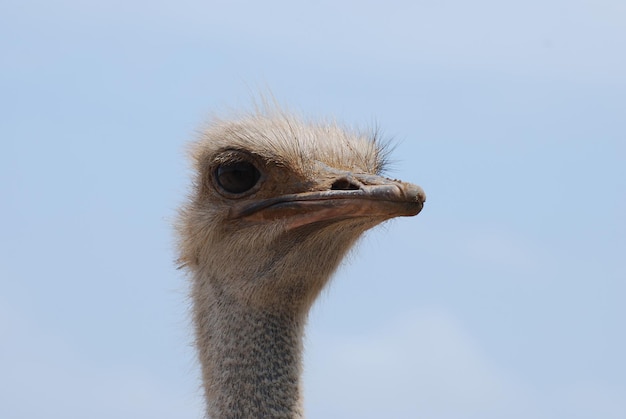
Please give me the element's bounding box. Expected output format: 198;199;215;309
177;108;425;417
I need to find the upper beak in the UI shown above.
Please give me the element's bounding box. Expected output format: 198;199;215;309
230;173;425;230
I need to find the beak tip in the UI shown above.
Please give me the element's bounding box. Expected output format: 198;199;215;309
404;183;426;216
406;183;426;204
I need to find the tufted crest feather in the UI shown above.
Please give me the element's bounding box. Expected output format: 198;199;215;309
192;109;391;178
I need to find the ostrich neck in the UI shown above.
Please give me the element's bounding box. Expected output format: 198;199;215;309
193;276;306;419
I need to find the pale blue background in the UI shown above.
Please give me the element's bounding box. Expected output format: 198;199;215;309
2;1;625;418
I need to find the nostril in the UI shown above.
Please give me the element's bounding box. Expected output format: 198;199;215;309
331;178;360;191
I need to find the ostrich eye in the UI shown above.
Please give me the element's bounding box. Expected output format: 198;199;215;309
215;161;261;194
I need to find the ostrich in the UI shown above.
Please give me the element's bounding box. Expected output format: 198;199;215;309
177;108;425;418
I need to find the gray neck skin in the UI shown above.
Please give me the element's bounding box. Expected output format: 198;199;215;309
191;221;370;418
194;287;306;419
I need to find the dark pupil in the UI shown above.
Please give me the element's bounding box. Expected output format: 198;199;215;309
216;161;261;194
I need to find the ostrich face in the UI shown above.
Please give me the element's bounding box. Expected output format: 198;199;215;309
178;112;425;309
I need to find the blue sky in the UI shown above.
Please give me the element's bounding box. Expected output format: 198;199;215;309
1;1;625;418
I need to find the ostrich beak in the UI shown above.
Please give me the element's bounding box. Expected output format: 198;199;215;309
231;173;425;230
